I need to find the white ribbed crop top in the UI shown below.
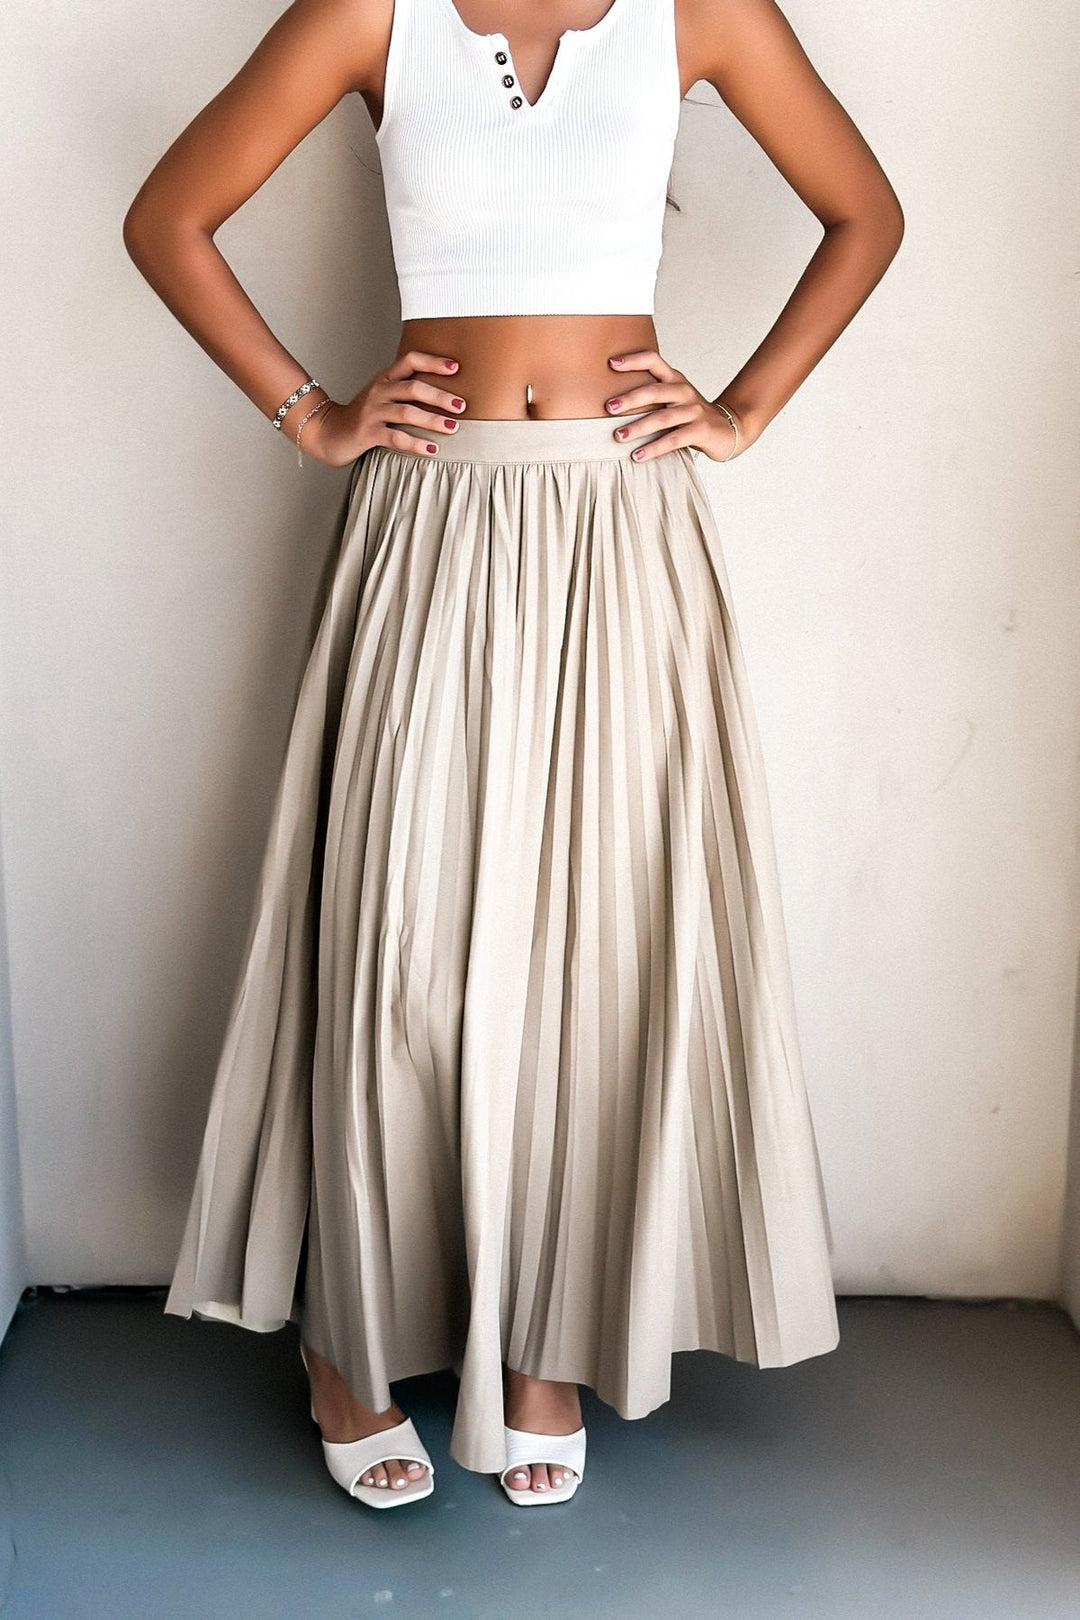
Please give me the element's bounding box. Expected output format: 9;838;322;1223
373;0;682;318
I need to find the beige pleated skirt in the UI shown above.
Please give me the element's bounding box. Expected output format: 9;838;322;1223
164;410;839;1474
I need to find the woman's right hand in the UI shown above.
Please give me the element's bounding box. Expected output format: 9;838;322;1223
299;351;467;467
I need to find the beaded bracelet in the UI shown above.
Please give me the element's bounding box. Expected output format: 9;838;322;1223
272;377;324;430
293;396;334;467
714;399;741;462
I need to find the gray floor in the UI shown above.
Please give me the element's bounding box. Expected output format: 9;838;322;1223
1;1290;1079;1619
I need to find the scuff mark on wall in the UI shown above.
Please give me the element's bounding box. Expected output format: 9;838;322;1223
933;719;977;792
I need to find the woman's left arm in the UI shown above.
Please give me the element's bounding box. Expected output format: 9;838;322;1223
611;0;904;460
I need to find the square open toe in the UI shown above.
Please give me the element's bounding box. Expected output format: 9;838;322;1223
499;1423;586;1505
320;1413;436;1507
300;1345;435;1507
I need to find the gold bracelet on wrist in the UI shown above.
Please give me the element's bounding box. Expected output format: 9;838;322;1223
714;400;743;462
293;396;334;467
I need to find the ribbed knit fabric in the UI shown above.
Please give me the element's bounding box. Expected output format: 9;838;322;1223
375;0;682;318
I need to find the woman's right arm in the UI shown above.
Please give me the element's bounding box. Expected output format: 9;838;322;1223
122;0;465;464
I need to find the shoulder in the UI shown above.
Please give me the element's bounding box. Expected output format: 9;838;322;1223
254;0;396;100
675;0;803;91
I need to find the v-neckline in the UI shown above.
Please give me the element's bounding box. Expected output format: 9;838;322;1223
438;0;628;114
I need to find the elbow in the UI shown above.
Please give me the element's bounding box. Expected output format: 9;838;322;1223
121;207;143;267
824;183;905;269
859;195;905;285
868;166;905;261
879;187;905;259
122;192;158;271
122;192;209;278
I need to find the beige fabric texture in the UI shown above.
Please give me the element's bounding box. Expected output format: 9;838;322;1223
164;411;840;1474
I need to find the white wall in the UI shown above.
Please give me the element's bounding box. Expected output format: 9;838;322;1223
667;1;1080;1305
0;822;28;1335
1062;972;1080;1323
2;1;1079;1312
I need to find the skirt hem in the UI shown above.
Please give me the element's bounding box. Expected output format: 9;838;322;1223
163;1290;841;1472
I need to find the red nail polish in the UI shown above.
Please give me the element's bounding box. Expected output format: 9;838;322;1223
631;447;644;459
444;418;457;429
451;398;464;409
427;443;437;452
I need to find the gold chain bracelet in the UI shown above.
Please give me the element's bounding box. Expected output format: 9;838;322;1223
293;396;334;467
714;400;741;462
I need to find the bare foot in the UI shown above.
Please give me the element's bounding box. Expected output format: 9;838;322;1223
302;1341;431;1493
501;1364;583;1495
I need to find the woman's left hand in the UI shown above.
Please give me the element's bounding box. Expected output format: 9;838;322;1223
605;349;750;463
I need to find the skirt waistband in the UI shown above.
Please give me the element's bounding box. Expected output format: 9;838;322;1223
401;411;664;465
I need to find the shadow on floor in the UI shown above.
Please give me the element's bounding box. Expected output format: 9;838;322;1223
1;1290;1079;1619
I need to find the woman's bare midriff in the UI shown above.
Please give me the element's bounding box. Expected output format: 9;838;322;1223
393;315;660;421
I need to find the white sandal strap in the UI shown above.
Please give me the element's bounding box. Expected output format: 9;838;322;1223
321;1415;434;1496
502;1424;586;1477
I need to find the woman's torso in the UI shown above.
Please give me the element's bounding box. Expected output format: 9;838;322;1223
358;0;694;420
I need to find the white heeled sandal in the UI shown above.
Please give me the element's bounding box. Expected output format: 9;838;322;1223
299;1343;435;1508
499;1423;587;1505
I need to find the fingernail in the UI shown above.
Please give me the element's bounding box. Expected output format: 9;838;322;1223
427;443;437;453
444;418;457;429
606;398;621;411
445;360;458;370
451;397;465;409
610;356;623;363
615;427;627;439
632;447;644;459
